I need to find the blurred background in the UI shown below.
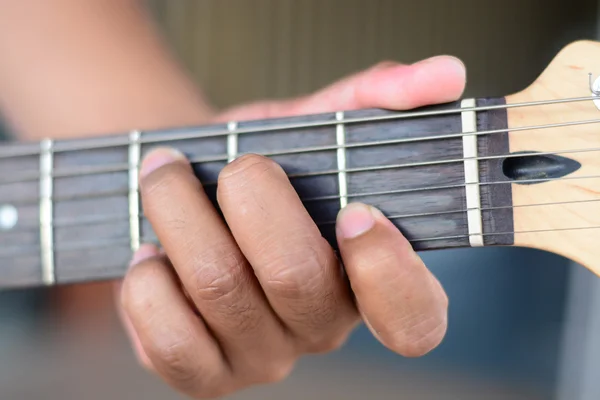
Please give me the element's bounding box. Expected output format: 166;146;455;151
1;0;600;399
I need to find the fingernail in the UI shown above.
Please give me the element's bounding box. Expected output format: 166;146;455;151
445;56;466;76
129;244;159;267
337;203;381;239
139;147;186;178
416;55;465;71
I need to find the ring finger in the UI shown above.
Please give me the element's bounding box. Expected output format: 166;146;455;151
138;147;294;380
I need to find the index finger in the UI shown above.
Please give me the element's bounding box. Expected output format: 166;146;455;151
336;203;449;357
213;55;466;121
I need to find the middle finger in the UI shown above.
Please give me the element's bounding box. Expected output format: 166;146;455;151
218;154;359;352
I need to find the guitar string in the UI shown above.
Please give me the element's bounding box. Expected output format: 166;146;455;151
2;95;599;257
6;198;600;233
4;170;600;208
0;95;596;160
2;118;600;185
2;225;600;259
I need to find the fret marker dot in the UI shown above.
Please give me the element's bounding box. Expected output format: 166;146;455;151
0;205;18;231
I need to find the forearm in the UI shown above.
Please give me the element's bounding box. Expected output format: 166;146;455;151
0;0;213;141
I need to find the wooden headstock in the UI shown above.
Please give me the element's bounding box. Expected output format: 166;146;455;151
505;40;600;275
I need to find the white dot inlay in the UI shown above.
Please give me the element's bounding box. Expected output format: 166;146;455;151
0;205;18;231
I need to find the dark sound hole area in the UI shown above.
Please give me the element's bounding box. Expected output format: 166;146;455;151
501;151;581;185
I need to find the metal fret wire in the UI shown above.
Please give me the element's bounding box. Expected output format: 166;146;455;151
0;95;596;160
2;225;600;259
3;117;600;185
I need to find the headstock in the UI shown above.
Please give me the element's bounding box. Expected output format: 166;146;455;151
505;40;600;275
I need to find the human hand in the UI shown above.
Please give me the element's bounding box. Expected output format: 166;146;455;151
116;55;466;398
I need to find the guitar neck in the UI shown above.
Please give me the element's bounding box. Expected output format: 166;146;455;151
0;97;514;289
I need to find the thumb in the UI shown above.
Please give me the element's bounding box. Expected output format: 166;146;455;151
336;203;449;357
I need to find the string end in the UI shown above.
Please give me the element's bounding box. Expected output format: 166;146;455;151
589;73;600;96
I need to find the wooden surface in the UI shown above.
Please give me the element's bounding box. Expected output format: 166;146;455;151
506;40;600;275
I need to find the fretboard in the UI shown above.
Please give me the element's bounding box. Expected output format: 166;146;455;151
0;98;513;289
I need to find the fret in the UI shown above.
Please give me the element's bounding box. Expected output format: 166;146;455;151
53;137;129;168
53;189;134;282
138;124;231;243
54;207;129;245
141;124;228;158
128;130;141;252
142;124;228;203
237;113;337;153
54;223;131;284
343;104;469;250
0;204;37;256
237;112;339;242
54;196;128;224
56;245;132;284
460;98;484;247
55;171;128;200
52;141;130;283
336;112;348;209
0;153;40;204
476;98;514;246
227;121;238;162
39;139;55;285
0;150;43;287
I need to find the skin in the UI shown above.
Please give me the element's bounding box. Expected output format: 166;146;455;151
0;0;466;398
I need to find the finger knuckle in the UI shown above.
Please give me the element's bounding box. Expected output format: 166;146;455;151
226;300;263;334
188;249;263;335
263;243;327;300
189;248;246;303
151;335;214;392
264;243;346;335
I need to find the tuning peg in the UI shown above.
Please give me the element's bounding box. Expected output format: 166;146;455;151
589;73;600;96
